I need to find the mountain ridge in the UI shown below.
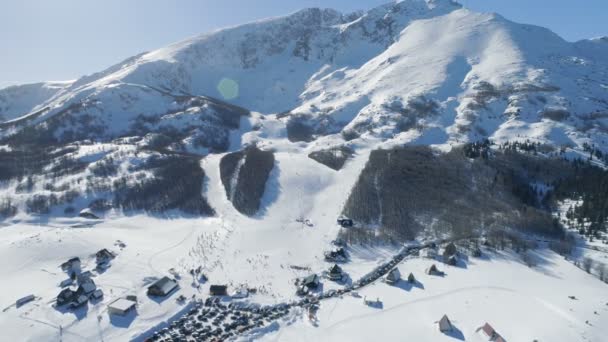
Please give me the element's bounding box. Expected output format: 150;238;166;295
1;0;606;154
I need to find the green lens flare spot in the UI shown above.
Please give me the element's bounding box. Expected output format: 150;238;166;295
217;78;239;100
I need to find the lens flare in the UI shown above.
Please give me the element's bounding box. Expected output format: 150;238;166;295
217;78;239;100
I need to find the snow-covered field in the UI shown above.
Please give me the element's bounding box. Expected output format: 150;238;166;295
0;216;215;341
261;249;608;342
2;213;608;341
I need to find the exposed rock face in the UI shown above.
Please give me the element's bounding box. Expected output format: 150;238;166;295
220;146;275;216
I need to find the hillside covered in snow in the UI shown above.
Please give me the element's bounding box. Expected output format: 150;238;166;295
0;0;607;224
1;1;607;341
2;0;608;150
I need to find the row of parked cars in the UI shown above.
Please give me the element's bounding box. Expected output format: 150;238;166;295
148;297;292;341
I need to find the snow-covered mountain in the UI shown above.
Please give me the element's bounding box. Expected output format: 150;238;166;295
2;0;607;151
2;1;608;342
0;80;73;122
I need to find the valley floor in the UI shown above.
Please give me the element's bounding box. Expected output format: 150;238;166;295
1;213;607;342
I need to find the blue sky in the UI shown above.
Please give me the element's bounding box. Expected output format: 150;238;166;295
1;0;606;88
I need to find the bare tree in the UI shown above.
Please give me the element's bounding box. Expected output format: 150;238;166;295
522;250;536;268
582;257;594;274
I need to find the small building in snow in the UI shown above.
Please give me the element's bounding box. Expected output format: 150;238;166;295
296;285;309;296
77;271;94;284
71;295;88;308
328;264;343;281
476;322;505;341
57;288;77;306
302;274;320;289
324;247;347;262
363;296;382;308
108;298;137;316
407;272;416;283
147;277;179;297
385;268;401;285
77;280;97;295
95;249;115;264
427;264;443;275
210;285;228;296
91;289;104;300
438;314;453;332
60;257;81;272
59;278;73;288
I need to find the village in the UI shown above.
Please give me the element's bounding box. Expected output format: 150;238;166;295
7;214;600;342
5;212;606;342
136;216;515;342
5;214;495;341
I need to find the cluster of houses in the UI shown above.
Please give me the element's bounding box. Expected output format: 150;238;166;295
56;249;217;317
384;267;417;285
56;270;102;309
103;276;232;317
421;242;460;274
55;249;117;310
55;262;182;316
382;244;460;286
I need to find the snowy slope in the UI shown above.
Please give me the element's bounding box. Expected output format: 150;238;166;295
294;8;608;148
1;0;607;152
0;81;73;122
